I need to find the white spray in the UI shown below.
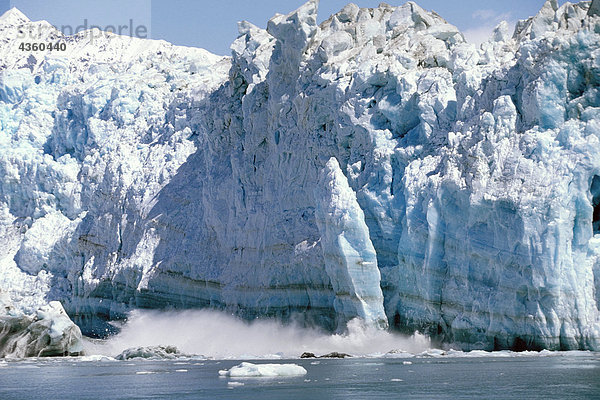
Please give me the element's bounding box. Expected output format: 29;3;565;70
85;310;432;359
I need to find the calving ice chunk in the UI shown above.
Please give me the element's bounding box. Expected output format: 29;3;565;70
0;0;599;353
314;157;388;330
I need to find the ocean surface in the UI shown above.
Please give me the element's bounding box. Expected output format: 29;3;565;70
1;354;599;400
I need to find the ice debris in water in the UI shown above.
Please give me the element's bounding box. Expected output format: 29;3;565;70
79;355;116;362
115;345;191;360
219;362;308;377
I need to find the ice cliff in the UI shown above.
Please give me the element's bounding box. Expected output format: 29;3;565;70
0;290;83;357
0;0;600;351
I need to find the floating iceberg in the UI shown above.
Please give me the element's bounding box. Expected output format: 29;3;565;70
114;345;190;360
219;362;307;377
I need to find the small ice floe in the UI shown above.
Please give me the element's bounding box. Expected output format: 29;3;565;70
402;361;412;365
175;369;188;373
320;352;351;358
300;351;351;359
79;355;116;362
218;362;307;377
262;353;284;359
383;349;415;359
391;378;403;382
227;382;245;387
417;349;446;357
135;371;157;375
115;345;192;360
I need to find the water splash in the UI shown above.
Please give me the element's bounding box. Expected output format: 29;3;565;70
85;310;431;359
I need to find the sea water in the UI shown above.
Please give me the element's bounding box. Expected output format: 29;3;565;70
0;354;599;400
2;311;599;399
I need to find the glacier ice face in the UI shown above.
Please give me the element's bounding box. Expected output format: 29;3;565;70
0;0;599;351
314;158;387;329
0;7;232;336
0;293;83;357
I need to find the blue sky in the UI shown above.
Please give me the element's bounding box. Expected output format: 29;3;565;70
2;1;566;55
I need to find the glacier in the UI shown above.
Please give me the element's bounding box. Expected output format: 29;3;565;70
0;290;83;357
0;0;599;352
